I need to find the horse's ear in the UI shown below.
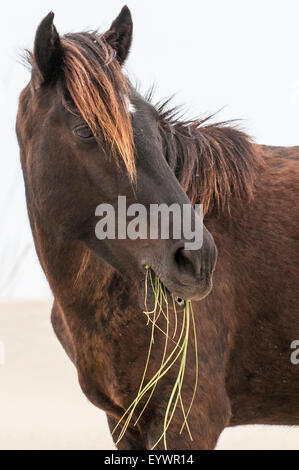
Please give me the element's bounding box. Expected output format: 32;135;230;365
32;12;63;88
103;6;133;65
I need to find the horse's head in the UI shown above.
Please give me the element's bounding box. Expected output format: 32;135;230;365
16;7;217;308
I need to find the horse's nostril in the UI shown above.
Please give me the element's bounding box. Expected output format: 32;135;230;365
174;247;199;278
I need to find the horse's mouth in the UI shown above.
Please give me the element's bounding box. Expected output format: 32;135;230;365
138;265;213;312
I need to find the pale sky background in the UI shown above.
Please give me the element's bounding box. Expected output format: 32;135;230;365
1;0;299;298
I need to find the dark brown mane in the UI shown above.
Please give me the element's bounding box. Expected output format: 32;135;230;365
61;32;135;178
157;106;261;215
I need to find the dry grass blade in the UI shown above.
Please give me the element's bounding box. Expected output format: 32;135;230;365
112;266;198;449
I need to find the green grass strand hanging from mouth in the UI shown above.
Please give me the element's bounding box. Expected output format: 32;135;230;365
112;266;199;450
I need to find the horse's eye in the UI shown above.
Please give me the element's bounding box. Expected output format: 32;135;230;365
74;125;94;140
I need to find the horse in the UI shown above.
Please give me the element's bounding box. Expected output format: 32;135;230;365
16;6;299;450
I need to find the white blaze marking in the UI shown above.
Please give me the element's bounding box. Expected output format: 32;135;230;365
125;96;136;114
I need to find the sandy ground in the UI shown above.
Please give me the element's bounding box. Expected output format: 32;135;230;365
0;300;299;450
